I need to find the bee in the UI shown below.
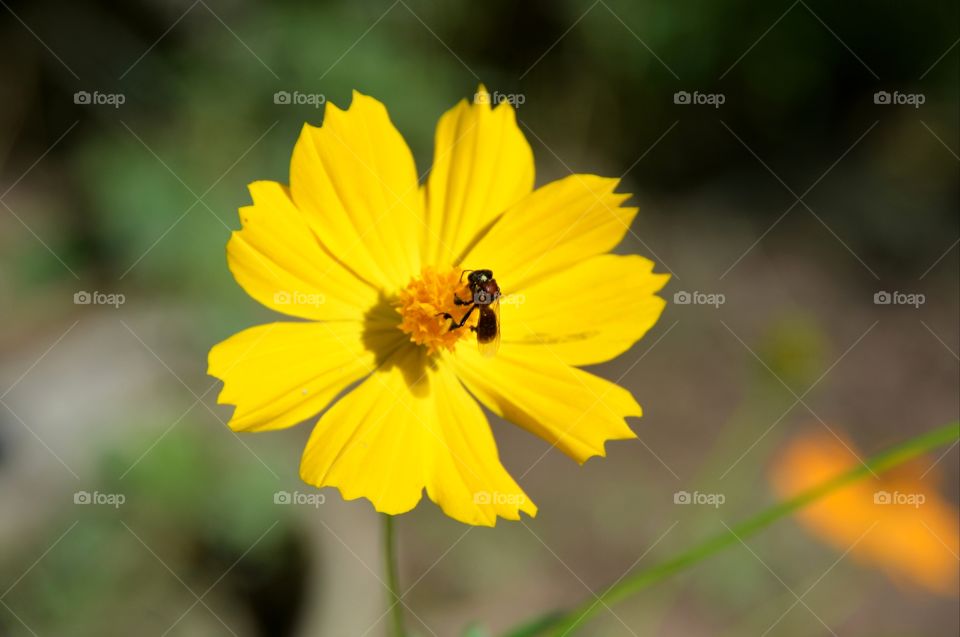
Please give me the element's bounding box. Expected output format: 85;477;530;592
438;269;501;357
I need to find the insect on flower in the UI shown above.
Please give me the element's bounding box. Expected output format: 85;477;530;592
207;85;670;526
437;269;501;357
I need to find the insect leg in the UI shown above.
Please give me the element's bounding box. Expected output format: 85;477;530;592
437;303;477;331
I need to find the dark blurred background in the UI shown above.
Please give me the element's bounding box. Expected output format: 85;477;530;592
1;1;957;636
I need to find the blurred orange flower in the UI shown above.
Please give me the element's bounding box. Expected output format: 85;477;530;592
770;429;959;595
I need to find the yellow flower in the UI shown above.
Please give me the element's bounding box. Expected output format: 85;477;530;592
771;429;960;595
208;86;668;526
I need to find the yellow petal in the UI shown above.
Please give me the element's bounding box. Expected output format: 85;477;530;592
462;174;637;292
502;254;669;366
290;91;423;292
448;347;640;463
424;85;534;266
208;321;389;432
300;348;536;526
228;181;380;321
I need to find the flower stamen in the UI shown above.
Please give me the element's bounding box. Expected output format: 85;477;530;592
396;266;473;355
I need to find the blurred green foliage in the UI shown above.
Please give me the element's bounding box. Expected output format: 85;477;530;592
1;0;956;308
2;428;306;637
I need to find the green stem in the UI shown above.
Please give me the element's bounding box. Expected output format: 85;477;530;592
384;514;406;637
504;422;959;637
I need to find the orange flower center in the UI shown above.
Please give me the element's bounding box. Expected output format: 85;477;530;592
396;266;474;355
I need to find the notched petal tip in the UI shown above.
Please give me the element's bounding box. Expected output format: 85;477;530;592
651;271;672;293
311;481;422;518
473;83;490;106
304;480;537;528
577;424;640;466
